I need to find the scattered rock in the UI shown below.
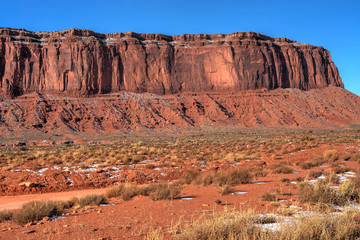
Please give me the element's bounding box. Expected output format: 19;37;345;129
19;182;36;188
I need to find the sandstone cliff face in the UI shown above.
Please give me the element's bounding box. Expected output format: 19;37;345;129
0;28;343;97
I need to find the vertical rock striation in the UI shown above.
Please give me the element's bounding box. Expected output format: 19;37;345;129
0;28;343;97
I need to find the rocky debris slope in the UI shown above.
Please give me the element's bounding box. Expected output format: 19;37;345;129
0;28;342;97
0;86;359;133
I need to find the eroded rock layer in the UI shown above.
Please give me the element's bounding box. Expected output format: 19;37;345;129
0;28;342;97
0;86;359;134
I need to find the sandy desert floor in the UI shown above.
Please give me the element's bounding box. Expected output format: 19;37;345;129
0;128;359;239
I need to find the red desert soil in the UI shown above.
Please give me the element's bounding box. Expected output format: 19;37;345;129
0;141;359;239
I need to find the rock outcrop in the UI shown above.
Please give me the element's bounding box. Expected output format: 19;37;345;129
0;28;343;97
0;86;359;134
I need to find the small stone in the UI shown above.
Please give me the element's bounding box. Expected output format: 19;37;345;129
97;210;102;213
63;225;69;228
42;216;50;221
202;204;209;207
25;230;36;234
25;222;35;227
19;182;36;188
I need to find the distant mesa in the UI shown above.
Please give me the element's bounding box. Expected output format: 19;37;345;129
0;27;343;97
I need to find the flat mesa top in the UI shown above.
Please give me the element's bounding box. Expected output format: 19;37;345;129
0;27;309;46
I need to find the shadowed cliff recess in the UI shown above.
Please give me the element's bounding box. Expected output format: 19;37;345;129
0;28;343;97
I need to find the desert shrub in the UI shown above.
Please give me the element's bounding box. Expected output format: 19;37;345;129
280;178;291;183
272;165;293;174
175;211;271;240
350;153;360;162
145;227;164;240
325;174;340;184
297;181;339;205
249;167;268;177
324;150;339;163
194;172;216;186
217;168;253;186
261;192;278;201
333;166;351;174
308;171;323;179
189;168;260;187
299;157;325;169
299;177;360;206
181;170;200;184
299;161;316;170
0;210;13;222
76;194;108;207
120;184;143;201
219;185;234;196
106;183;182;201
278;212;360;240
176;210;360;240
294;177;304;182
105;184;125;198
148;183;182;201
13;200;68;225
339;177;360;202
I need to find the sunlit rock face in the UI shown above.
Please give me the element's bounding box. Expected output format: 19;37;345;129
0;28;342;97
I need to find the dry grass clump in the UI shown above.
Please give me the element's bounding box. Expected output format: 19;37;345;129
350;153;360;162
105;183;182;201
175;210;360;239
298;178;360;206
119;184;144;201
323;150;339;163
106;183;144;201
339;177;360;202
180;168;257;187
0;210;13;223
181;170;200;185
333;166;352;174
105;184;125;198
271;163;294;174
308;171;323;179
175;211;272;240
280;178;291;183
193;172;216;186
298;181;338;205
75;194;108;207
146;227;164;240
261;192;278;201
299;157;326;169
217;169;253;186
12;200;69;225
278;212;360;240
248;166;268;177
219;185;234;196
147;183;183;201
325;174;340;184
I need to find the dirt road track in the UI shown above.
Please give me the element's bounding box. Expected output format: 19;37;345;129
0;188;106;211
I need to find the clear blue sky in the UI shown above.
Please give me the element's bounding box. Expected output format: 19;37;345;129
1;0;359;95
